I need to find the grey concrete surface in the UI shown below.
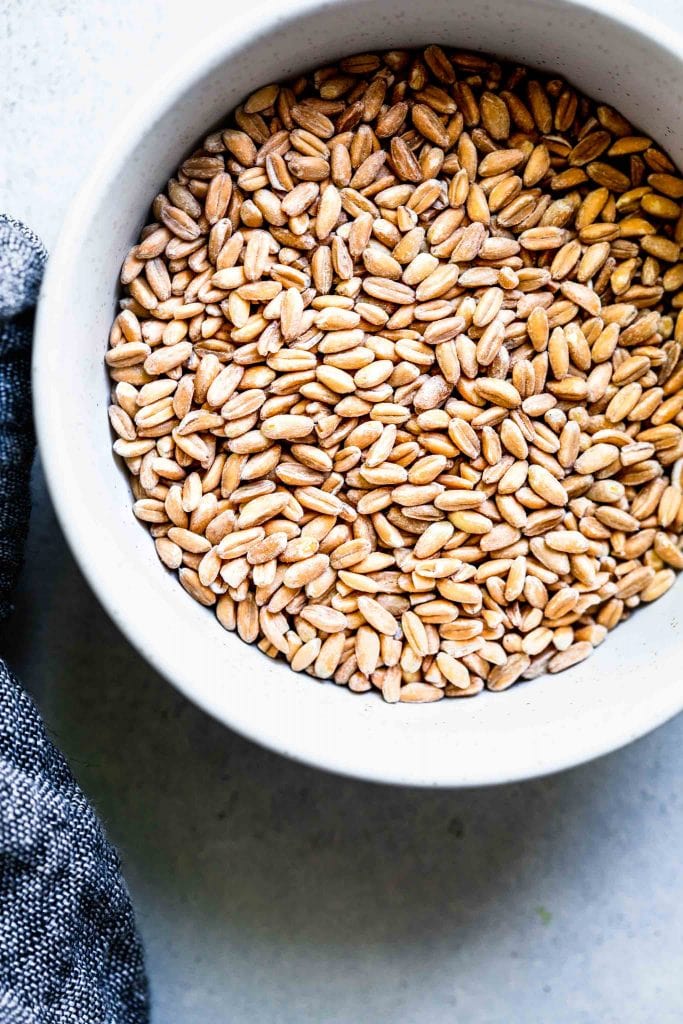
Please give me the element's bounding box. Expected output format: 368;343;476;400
2;2;683;1021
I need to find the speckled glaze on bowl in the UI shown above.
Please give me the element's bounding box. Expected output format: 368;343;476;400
34;0;683;786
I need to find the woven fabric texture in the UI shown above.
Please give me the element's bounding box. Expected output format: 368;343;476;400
0;215;149;1024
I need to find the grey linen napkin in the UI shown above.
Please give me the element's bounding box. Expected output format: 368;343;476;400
0;215;149;1024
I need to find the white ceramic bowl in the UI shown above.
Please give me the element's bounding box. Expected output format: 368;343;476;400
35;0;683;786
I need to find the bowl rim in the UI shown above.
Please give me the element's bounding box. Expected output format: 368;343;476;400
34;0;683;787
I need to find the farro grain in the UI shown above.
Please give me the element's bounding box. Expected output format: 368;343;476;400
108;45;683;706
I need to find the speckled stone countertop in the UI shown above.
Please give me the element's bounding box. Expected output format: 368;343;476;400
2;2;683;1020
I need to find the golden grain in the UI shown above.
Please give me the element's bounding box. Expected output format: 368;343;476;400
108;45;683;706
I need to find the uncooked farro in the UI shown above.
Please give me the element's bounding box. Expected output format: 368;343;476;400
107;45;683;704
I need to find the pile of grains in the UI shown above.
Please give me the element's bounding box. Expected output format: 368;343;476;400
106;47;683;703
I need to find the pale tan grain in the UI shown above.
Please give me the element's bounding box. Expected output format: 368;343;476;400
108;45;683;710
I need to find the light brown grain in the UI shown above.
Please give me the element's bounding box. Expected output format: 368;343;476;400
108;45;683;708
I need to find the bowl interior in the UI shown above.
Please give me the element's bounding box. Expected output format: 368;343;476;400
35;0;683;785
